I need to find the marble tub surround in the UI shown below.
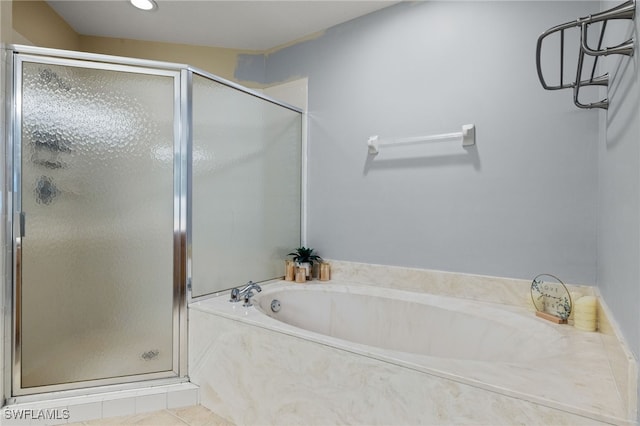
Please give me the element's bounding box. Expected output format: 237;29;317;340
189;282;635;425
328;259;596;309
596;294;639;422
328;260;638;421
190;310;613;426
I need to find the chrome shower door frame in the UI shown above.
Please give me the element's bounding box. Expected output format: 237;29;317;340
8;47;189;397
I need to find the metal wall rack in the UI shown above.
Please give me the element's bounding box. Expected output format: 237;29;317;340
536;0;636;110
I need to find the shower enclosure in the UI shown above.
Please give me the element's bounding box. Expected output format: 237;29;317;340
3;46;303;397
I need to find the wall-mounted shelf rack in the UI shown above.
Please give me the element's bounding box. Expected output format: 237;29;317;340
536;0;636;110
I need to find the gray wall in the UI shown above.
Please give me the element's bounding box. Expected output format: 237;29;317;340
597;0;640;400
237;1;602;285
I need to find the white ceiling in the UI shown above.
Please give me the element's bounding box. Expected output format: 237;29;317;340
46;1;399;51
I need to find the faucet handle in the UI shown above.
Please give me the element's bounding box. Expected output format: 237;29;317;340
229;287;241;302
242;290;255;307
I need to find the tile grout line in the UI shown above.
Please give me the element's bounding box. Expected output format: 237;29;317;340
165;408;194;425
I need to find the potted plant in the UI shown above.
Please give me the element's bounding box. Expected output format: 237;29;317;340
287;246;322;279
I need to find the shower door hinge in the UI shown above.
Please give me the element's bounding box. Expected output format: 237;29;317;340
187;278;192;291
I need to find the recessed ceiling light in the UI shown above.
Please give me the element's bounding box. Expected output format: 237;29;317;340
130;0;157;11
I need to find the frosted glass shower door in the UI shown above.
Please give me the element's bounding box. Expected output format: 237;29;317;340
15;58;180;392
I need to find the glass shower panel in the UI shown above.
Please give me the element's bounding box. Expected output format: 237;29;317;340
19;61;176;388
191;75;302;298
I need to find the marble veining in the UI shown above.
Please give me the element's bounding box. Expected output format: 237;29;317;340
190;277;636;425
330;259;637;419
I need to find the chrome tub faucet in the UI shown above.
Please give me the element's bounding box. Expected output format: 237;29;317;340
229;281;262;307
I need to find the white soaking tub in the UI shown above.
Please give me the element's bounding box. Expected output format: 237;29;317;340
189;281;633;425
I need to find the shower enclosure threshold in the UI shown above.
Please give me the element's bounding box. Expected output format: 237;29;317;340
3;379;198;424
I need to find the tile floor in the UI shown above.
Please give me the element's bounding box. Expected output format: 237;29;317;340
68;405;233;426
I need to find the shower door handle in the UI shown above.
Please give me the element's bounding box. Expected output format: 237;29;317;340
19;212;25;238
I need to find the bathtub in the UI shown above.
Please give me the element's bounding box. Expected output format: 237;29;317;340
254;283;566;364
189;281;631;425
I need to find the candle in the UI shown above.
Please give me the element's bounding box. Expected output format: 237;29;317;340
295;267;306;283
320;262;331;281
285;260;295;281
568;291;582;320
573;296;597;331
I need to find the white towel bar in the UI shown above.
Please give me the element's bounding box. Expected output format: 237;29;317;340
367;124;475;155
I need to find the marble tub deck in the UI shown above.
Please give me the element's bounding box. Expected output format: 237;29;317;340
190;279;635;425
